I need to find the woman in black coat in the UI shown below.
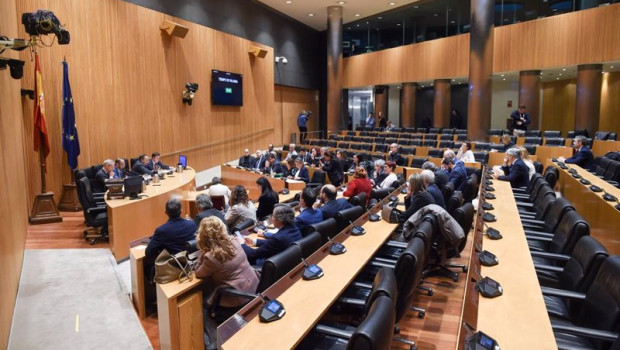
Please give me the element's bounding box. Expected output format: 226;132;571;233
255;177;279;220
403;173;435;220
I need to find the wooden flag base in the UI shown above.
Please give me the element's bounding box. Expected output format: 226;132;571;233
58;183;81;211
29;192;63;224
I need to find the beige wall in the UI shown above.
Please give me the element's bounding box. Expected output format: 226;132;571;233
541;79;577;135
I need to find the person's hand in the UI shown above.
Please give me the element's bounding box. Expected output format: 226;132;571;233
491;173;499;179
256;229;265;237
517;121;522;125
244;236;255;246
235;236;245;244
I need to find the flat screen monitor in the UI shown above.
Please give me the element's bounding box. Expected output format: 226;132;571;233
178;155;187;169
124;176;144;200
211;70;243;106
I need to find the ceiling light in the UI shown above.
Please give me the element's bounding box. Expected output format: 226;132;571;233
433;13;439;16
452;79;455;82
611;66;615;69
413;5;418;8
556;77;560;80
501;74;504;77
308;13;314;16
396;23;401;26
285;0;291;3
355;13;360;17
338;1;345;4
562;68;566;71
356;24;360;27
450;20;455;24
559;73;562;76
389;2;396;5
503;78;506;81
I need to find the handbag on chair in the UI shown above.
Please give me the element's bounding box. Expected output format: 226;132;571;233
381;204;404;224
154;249;192;284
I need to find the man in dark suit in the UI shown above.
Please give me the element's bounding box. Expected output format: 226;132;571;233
299;148;312;165
113;158;126;179
144;198;198;281
241;205;302;266
443;157;468;192
262;153;284;175
561;135;594;171
321;151;343;186
388;143;405;166
314;185;352;219
147;152;170;171
252;149;266;170
420;170;445;208
290;158;310;182
371;159;387;187
193;193;226;227
493;148;530;188
94;159;116;193
132;154;155;175
422;161;449;190
510;105;531;135
294;188;323;233
238;148;255;168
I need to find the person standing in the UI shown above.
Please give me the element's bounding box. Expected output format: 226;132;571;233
297;110;310;143
510;105;531;136
365;112;375;128
378;111;387;128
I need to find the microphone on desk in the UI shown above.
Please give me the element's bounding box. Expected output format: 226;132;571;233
299;255;324;281
326;235;347;255
349;219;366;236
258;293;285;323
482;221;502;240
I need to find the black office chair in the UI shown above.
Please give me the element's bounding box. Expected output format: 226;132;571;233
306;170;326;189
487;129;504;136
209;245;302;323
525;130;542;137
232;218;255;233
526;211;590;260
545;256;620;350
291;231;322;259
445;191;464;216
441;182;455;204
348;192;367;208
545;137;566;146
427;148;443;158
410;157;428;168
521;197;575;233
307;218;339;243
461;176;478;204
370;188;392;203
334;205;365;233
76;177;108;245
544;166;560;188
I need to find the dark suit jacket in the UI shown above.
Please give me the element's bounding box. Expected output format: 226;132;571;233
373;169;387;187
253;155;266;170
113;167;125;179
565;146;594;171
194;208;226;227
146;160;170;171
145;217;197;259
499;158;530;188
242;224;302;265
292;166;310;183
427;184;445;208
238;155;255;168
449;161;468;192
299;153;312;165
319;198;352;219
322;159;344;186
434;170;449;190
389;152;404;166
510;110;531;131
94;168;113;193
403;191;435;220
294;207;323;234
132;162;153;175
256;192;279;220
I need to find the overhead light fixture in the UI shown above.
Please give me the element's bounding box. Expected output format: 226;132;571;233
285;0;292;3
389;2;396;5
556;77;560;80
378;16;383;19
308;13;314;16
559;73;562;76
451;20;455;24
396;23;401;26
501;74;504;77
338;1;346;4
562;68;566;71
434;13;439;16
413;5;418;8
355;13;360;16
503;78;506;81
611;65;615;69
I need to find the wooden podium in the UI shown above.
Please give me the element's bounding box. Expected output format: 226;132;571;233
58;182;81;211
29;192;62;224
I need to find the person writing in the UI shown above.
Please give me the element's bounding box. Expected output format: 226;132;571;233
194;217;259;350
510;105;531;136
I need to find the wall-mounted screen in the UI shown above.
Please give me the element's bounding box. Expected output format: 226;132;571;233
211;70;243;106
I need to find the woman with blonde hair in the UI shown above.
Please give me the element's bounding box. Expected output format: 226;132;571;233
403;173;435;220
195;217;259;350
519;147;536;179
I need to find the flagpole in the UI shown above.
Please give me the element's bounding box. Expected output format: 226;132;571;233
39;131;46;193
58;58;81;211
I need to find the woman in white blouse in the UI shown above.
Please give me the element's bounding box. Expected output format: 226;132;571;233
456;142;476;163
380;161;398;189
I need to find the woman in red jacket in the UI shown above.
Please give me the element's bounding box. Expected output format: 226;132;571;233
343;166;372;204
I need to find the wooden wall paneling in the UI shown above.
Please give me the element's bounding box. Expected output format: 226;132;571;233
0;1;29;348
15;0;276;207
600;72;620;133
541;79;576;135
275;85;320;144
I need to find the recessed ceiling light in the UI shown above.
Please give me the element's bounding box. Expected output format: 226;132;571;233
285;0;291;3
355;13;360;16
562;68;566;71
413;5;418;8
611;66;615;69
433;13;439;16
308;13;314;16
356;24;360;27
389;2;396;5
501;74;504;77
559;73;562;76
452;79;455;81
503;78;506;81
347;27;351;29
504;18;509;22
366;21;369;24
556;77;560;80
338;1;345;4
450;20;455;24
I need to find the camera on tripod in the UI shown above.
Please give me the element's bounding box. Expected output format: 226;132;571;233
182;83;199;105
22;10;70;45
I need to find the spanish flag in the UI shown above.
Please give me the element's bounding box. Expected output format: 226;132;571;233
33;53;50;161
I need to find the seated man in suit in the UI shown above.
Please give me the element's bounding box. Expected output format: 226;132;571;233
422;161;449;190
132;154;155;175
240;205;302;266
420;169;445;208
314;184;352;219
147;152;170;171
193;193;226;227
94;159;116;193
443;157;467;192
321;151;344;186
492;147;530;188
113;158;126;179
388;143;404;166
144;198;198;282
262;153;284;175
298;148;312;165
289;157;310;182
293;188;323;233
370;159;387;187
238;148;255;168
559;135;594;171
252;149;265;170
284;143;298;160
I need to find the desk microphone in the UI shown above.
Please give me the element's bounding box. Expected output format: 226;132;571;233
349;220;366;236
602;189;618;202
258;294;285;323
300;257;324;280
483;222;502;240
326;236;346;255
463;321;501;350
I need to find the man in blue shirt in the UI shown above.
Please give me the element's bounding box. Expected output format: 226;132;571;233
314;184;352;219
443;157;467;192
297;110;310;143
560;135;594;171
294;188;323;234
113;158;126;179
365;112;375;128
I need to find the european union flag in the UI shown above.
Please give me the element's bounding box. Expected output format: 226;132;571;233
61;61;80;170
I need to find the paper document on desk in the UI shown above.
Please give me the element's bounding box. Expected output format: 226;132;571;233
286;179;304;184
265;228;279;235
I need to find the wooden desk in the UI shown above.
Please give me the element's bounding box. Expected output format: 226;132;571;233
534;146;573;169
475;180;557;349
157;275;204;350
592;140;620;157
106;169;196;261
130;246;148;320
221;165;285;200
221;220;398;349
552;163;620;254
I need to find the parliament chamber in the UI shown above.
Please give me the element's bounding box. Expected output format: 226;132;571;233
2;0;620;349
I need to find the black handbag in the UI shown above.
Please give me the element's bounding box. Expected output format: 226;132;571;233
382;204;404;223
154;249;192;284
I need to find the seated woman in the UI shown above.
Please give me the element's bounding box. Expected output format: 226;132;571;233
282;158;295;178
519;147;536;179
403;173;435;220
194;217;260;350
225;185;257;229
456;141;475;163
290;157;309;182
348;154;362;173
336;150;352;172
343;166;372;203
255;177;279;220
240;205;302;266
379;161;398;189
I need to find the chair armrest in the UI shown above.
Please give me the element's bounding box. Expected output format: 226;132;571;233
552;324;618;343
209;288;257;317
534;264;563;273
530;251;570;261
540;286;586;300
526;235;553;243
607;180;619;186
351;281;373;290
516;202;534;208
372;256;398;265
522;223;545;231
368;260;396;269
512;188;527;193
384;240;407;249
86;206;107;215
314;324;354;340
524;229;554;238
337;297;366;307
521;218;544;225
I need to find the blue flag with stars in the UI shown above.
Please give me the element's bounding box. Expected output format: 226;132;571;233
61;61;80;170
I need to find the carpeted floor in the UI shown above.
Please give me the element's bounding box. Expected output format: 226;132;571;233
9;249;152;350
